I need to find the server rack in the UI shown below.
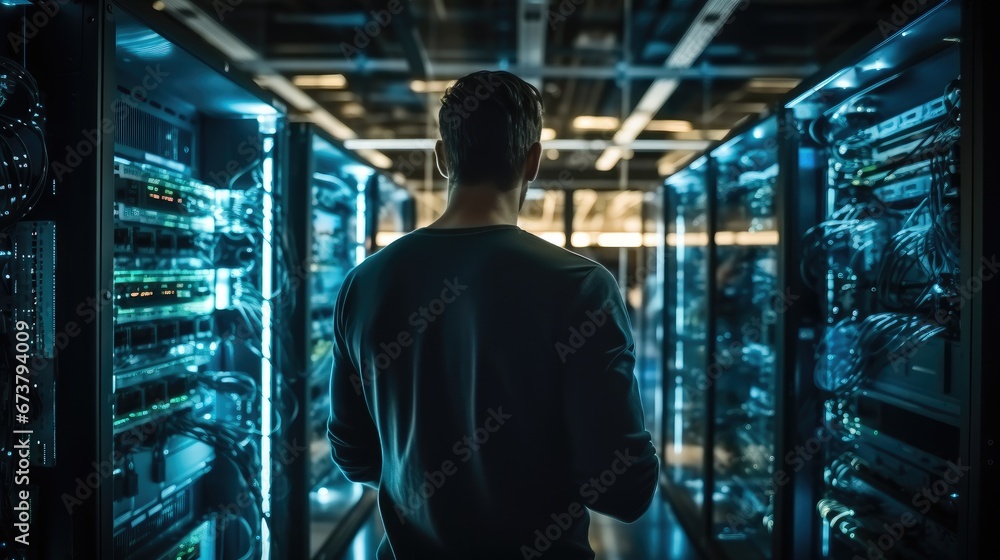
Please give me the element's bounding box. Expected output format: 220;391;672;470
279;123;380;560
661;1;989;558
1;2;288;558
661;117;785;560
782;0;984;557
708;115;782;560
660;155;714;548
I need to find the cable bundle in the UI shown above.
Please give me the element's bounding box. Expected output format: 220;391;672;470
814;313;945;395
800;199;896;290
0;57;47;227
163;394;267;558
874;84;961;315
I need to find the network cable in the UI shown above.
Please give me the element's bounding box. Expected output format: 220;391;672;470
814;313;945;395
0;57;48;227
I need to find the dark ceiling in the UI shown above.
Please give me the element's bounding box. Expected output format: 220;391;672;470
175;0;902;190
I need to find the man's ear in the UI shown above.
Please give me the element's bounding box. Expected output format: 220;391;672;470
434;140;449;179
524;141;542;183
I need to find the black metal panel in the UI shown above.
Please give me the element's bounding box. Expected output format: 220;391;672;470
277;121;315;560
964;0;992;557
776;108;826;560
0;2;112;558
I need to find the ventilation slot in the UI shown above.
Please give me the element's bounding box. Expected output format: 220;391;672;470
114;93;194;169
113;488;194;558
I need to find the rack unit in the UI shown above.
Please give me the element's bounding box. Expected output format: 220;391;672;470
1;2;288;558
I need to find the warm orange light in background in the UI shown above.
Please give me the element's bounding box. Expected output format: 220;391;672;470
291;74;347;89
645;120;694;132
573;116;621;130
410;79;456;93
665;231;780;246
376;230;778;248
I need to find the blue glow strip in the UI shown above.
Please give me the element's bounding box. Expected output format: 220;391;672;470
260;134;275;560
356;180;367;264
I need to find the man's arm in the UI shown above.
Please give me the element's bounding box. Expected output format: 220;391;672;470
327;279;382;488
560;266;658;522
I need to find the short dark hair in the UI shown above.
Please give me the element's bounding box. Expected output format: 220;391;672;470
438;71;543;188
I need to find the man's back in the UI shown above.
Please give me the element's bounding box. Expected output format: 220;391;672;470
328;224;659;559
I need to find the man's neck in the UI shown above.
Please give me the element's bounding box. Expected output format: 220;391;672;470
427;182;521;229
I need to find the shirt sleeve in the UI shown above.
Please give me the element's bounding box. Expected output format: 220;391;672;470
327;276;382;488
559;266;659;522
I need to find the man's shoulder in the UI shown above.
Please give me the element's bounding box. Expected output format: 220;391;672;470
346;228;610;282
512;231;611;277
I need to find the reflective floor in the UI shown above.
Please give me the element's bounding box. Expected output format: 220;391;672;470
336;487;701;560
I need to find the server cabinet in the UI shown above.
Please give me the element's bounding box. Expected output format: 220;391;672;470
782;0;984;557
278;123;380;560
662;117;793;560
661;157;713;543
708;116;781;560
1;2;287;558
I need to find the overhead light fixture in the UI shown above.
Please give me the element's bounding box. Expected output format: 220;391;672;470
745;77;802;93
595;0;744;170
291;74;347;89
152;0;166;10
546;149;560;160
573;116;620;131
253;74;322;112
157;0;392;169
410;79;455;93
657;151;697;177
344;139;438;150
356;149;393;169
304;109;358;140
541;127;557;141
596;232;643;248
341;102;365;118
671;129;731;141
595;147;624;171
646;120;694;132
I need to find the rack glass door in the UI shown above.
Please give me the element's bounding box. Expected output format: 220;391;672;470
710;116;780;558
662;157;711;516
307;135;373;557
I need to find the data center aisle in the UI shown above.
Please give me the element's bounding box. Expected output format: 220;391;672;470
335;487;701;560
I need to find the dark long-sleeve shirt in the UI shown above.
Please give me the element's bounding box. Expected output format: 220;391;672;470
328;224;658;560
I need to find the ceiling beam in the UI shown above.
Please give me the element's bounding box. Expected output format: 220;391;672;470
391;0;430;77
267;59;819;78
596;0;747;171
344;138;711;151
517;0;547;90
